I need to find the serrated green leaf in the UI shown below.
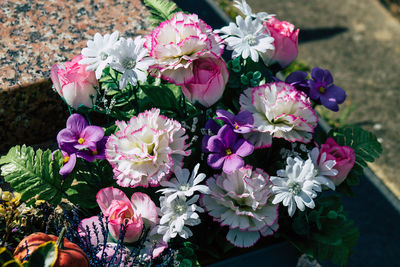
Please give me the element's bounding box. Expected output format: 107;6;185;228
28;241;57;267
0;145;71;206
329;126;382;168
144;0;182;28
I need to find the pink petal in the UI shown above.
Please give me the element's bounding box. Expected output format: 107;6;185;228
78;216;106;246
96;187;131;214
131;192;159;227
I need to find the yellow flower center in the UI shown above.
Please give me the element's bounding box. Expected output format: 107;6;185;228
78;138;85;144
226;149;232;155
63;156;70;163
92;150;98;155
319;86;325;93
235;124;239;130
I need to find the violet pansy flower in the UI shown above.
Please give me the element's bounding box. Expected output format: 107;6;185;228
206;125;254;174
57;113;104;151
59;149;77;176
308;67;346;112
202;119;221;153
215;110;254;133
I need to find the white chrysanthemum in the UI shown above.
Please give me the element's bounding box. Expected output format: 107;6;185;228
271;156;335;217
201;166;278;248
105;108;190;188
109;36;155;89
80;31;119;79
240;82;318;147
157;164;210;202
216;15;274;62
157;195;204;242
233;0;274;21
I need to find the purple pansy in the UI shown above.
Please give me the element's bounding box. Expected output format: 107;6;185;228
202;119;221;153
57;113;104;151
56;113;106;176
206;125;254;174
308;67;346;111
285;71;309;94
59;150;77;176
78;136;109;162
215;110;254;133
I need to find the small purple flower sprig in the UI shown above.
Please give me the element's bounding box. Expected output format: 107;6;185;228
203;110;255;174
56;113;108;176
280;67;346;112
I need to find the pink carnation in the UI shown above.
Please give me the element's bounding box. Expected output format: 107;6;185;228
145;12;223;85
240;82;318;147
105;108;191;188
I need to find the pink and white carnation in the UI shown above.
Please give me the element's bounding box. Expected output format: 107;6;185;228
240;82;318;147
200;166;279;248
105;108;191;188
145;12;223;85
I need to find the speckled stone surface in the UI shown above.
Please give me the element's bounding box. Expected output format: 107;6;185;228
0;0;150;152
0;0;150;91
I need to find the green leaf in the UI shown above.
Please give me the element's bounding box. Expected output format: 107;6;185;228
0;247;22;266
329;126;382;168
141;84;179;111
28;241;58;267
0;145;72;206
143;0;182;28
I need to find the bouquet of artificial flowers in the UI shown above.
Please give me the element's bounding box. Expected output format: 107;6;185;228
0;0;381;266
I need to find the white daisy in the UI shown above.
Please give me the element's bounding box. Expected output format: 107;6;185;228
271;157;319;217
157;164;210;202
216;15;274;62
309;148;337;191
233;0;274;21
80;31;119;79
157;195;204;243
109;36;155;89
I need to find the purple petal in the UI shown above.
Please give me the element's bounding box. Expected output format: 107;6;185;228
326;85;346;104
215;109;235;125
323;69;334;85
205;119;220;134
77;150;95;162
235;110;254;126
320;95;339;112
202;136;211;153
308;80;321;101
285;71;308;84
66;113;88;134
218;125;237;147
311;67;324;80
81;126;104;143
232;139;254;157
207;153;226;169
207;136;226;153
59;153;76;176
57;129;77;145
223;154;244;174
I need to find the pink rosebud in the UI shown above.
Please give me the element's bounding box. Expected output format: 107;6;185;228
96;187;158;243
262;17;299;68
51;55;98;109
181;55;229;108
319;138;356;185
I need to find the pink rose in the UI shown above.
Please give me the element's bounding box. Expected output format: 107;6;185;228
181;55;229;108
95;187;158;243
51;55;98;109
319;138;356;185
262;17;299;68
